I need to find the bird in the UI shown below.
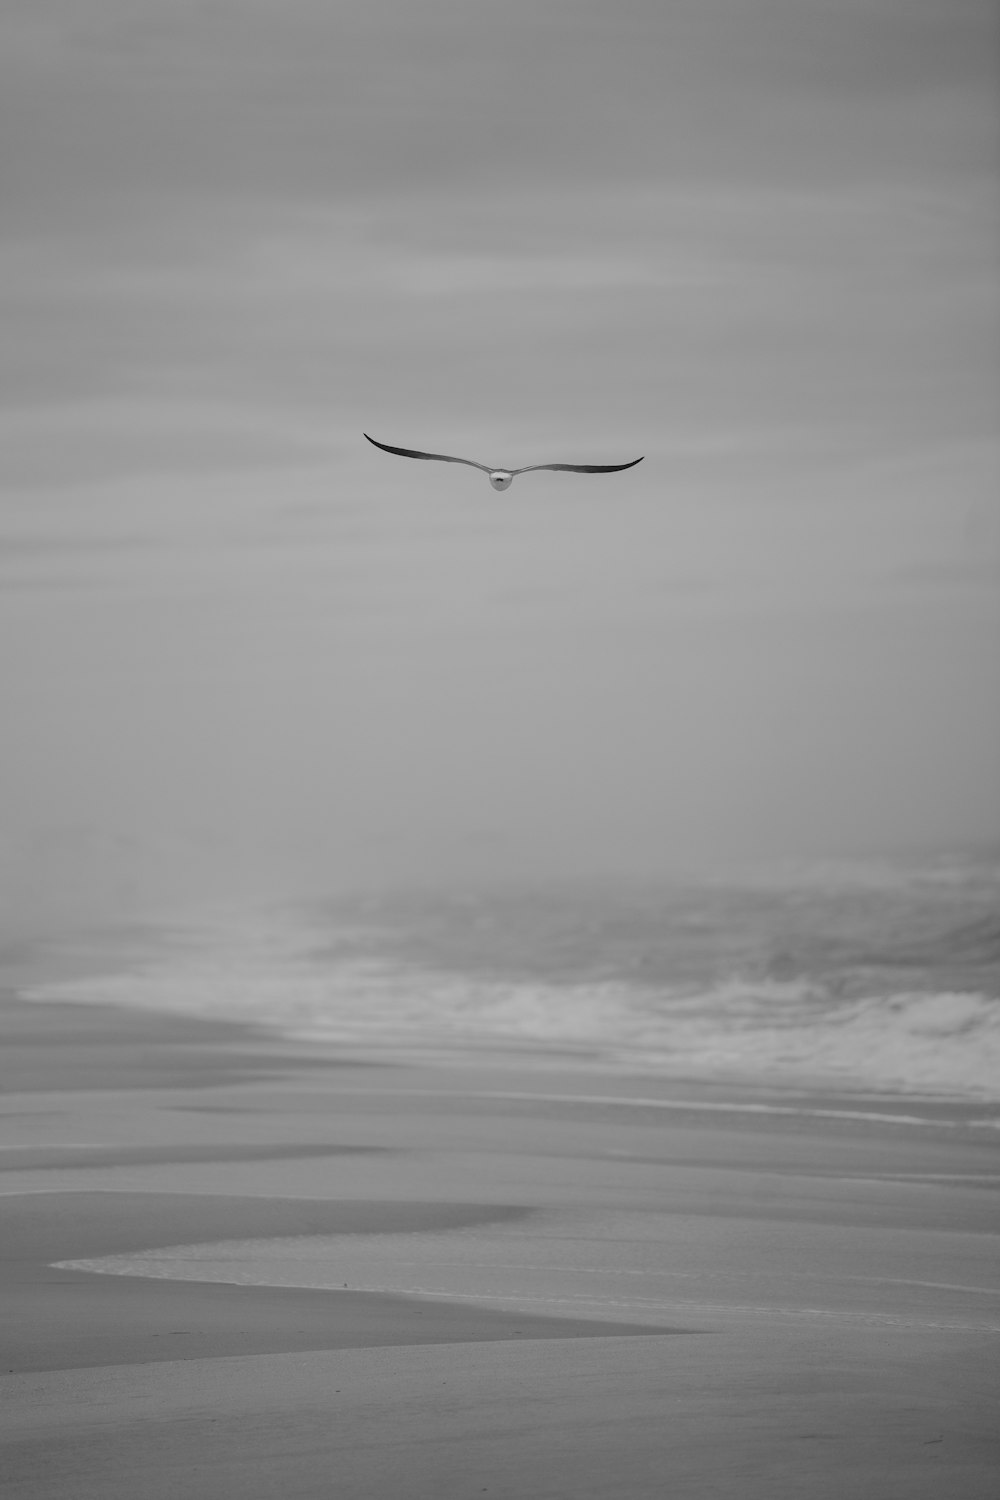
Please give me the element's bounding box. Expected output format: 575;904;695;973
364;433;643;490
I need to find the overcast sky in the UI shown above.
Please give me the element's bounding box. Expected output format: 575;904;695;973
1;0;998;922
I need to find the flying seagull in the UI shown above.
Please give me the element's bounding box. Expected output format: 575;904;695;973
364;433;643;490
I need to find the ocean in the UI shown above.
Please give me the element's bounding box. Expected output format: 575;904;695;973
15;851;1000;1107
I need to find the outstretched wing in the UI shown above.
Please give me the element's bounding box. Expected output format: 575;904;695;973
364;434;491;473
511;457;644;476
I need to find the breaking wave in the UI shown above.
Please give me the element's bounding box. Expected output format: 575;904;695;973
18;853;1000;1102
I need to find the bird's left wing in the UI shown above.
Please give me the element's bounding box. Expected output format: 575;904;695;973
511;457;644;476
364;434;491;473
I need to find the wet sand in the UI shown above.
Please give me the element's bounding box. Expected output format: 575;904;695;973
1;992;998;1498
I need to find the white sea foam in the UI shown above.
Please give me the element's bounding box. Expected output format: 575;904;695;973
21;896;1000;1101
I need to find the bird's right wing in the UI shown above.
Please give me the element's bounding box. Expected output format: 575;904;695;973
364;434;491;473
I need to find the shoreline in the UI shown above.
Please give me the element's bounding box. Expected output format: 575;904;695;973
2;986;998;1498
10;881;999;1106
9;984;1000;1124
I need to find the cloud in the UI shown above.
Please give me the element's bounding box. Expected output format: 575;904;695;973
893;559;1000;592
0;397;341;491
0;0;997;895
3;170;993;467
2;0;996;241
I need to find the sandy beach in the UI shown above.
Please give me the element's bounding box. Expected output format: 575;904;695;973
2;991;998;1499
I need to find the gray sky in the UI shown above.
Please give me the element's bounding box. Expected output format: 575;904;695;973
2;0;998;921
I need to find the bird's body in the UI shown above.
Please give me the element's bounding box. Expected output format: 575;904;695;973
364;434;642;488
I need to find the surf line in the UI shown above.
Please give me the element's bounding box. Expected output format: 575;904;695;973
326;1086;999;1130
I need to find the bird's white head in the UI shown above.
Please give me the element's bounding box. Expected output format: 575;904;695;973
489;471;513;491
